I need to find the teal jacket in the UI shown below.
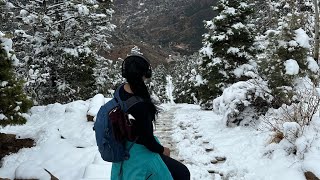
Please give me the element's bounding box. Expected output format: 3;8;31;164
111;138;173;180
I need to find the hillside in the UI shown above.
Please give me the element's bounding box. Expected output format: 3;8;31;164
104;0;217;63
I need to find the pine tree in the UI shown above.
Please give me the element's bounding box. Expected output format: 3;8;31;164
149;64;168;104
0;33;32;126
95;56;123;97
170;54;201;104
2;0;115;104
259;5;318;108
251;0;313;35
198;0;256;109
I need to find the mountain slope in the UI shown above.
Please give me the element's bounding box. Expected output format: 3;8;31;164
105;0;217;62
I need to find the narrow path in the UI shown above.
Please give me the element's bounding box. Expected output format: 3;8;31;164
154;106;180;160
155;105;224;180
160;104;227;180
82;105;224;180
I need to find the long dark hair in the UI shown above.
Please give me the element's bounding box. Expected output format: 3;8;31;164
122;55;158;119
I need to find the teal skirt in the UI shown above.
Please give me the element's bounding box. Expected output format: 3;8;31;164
111;139;173;180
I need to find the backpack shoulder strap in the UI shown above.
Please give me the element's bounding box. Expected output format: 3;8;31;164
124;96;143;112
114;83;144;112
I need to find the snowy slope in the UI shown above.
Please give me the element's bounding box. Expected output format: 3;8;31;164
1;100;320;179
170;104;320;180
0;96;112;180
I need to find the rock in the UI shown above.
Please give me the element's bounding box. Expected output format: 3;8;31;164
205;148;214;152
211;159;218;164
0;133;34;161
305;171;320;180
86;114;94;122
207;169;217;173
215;156;226;161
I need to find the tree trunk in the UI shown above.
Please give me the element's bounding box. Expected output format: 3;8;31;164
314;0;319;63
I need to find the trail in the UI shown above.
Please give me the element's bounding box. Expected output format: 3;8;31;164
164;104;227;180
154;106;182;161
81;105;225;180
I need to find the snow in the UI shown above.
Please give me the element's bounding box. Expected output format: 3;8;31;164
205;20;215;30
130;45;143;55
227;47;240;54
213;81;254;114
195;75;204;86
87;94;106;117
0;100;105;179
294;28;310;48
19;9;28;16
212;34;227;41
200;43;213;59
1;98;320;179
77;4;90;15
1;81;8;87
0;32;19;66
307;57;319;73
0;114;7;120
14;161;51;180
63;48;79;57
215;15;226;20
239;2;249;8
171;104;320;179
225;7;236;15
288;40;298;47
283;122;301;142
233;63;256;78
165;76;175;104
232;22;245;29
1;33;13;57
284;59;299;75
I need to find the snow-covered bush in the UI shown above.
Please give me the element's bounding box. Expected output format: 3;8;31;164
261;78;320;156
0;32;32;126
213;78;272;127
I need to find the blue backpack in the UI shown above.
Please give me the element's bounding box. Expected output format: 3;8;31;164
94;84;143;162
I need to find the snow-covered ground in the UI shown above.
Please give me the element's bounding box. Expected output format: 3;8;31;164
170;104;320;180
1;98;320;179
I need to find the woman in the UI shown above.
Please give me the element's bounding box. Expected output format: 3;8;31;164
111;54;190;180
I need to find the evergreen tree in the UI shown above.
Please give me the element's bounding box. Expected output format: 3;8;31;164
170;54;201;104
259;7;318;108
250;0;313;35
149;64;168;104
0;33;32;126
95;56;123;97
198;0;256;109
2;0;115;104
